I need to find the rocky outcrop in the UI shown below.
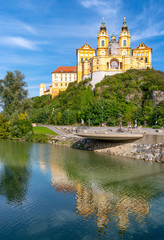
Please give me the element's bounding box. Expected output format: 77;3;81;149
153;90;164;104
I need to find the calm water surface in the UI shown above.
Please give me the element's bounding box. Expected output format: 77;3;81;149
0;140;164;240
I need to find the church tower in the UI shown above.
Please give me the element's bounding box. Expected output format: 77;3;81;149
119;17;131;56
97;18;109;56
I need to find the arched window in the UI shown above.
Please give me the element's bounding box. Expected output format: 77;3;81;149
101;40;105;46
123;40;126;46
145;57;148;63
110;59;119;69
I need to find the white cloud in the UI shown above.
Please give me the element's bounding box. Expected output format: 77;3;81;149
79;0;122;17
80;0;106;8
0;36;47;50
8;37;38;50
132;29;164;42
0;16;36;35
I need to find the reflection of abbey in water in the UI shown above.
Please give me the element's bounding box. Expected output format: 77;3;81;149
48;159;150;231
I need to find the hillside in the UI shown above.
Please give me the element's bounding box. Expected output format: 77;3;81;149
31;69;164;126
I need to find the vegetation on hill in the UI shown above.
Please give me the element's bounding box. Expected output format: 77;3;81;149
0;69;164;132
31;69;164;127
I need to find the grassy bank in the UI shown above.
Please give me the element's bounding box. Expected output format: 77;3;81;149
33;126;58;135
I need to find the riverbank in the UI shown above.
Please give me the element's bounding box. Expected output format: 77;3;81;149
47;126;164;163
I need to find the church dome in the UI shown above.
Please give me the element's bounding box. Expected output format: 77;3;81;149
100;18;107;31
111;32;116;40
121;17;128;31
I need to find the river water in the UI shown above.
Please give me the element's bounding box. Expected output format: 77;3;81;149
0;139;164;240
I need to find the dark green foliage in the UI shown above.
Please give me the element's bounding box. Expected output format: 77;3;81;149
0;71;32;119
9;113;32;138
25;132;48;143
30;69;164;127
0;114;9;138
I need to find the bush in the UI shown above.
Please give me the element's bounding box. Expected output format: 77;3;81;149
0;114;9;138
25;133;48;143
9;113;32;138
152;125;161;129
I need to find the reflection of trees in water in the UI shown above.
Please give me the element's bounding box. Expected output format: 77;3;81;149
0;140;31;205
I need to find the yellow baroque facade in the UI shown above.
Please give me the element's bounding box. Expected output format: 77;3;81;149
39;17;152;97
77;17;152;87
76;43;96;83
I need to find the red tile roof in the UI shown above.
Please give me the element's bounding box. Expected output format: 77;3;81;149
52;66;77;73
44;89;50;93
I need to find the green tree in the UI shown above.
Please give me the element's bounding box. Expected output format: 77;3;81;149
0;113;9;138
0;71;31;118
9;113;32;138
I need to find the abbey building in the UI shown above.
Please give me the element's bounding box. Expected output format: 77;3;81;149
40;18;152;97
77;17;152;87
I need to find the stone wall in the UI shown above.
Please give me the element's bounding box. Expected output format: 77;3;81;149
91;71;123;88
73;138;164;163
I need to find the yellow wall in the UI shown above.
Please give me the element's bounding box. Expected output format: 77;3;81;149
119;29;131;56
97;29;109;56
132;43;152;68
82;55;147;76
52;72;77;99
39;83;46;96
76;43;96;82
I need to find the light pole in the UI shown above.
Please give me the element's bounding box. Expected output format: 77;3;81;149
102;106;103;126
155;94;158;125
135;104;138;128
88;119;90;127
67;110;69;126
118;113;124;130
155;102;157;125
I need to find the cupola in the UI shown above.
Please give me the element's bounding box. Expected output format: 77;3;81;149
111;32;116;41
121;17;128;31
100;18;107;31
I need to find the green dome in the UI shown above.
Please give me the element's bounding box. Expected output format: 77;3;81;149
100;17;106;31
122;17;128;31
111;32;116;37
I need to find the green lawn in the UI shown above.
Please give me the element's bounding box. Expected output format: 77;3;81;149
33;126;58;135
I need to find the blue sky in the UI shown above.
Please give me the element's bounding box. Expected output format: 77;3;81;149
0;0;164;98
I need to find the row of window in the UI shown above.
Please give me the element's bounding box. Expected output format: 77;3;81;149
81;58;89;63
54;78;75;82
135;53;148;56
54;74;76;77
54;83;68;87
80;54;93;57
60;79;74;82
136;57;148;62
